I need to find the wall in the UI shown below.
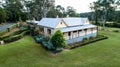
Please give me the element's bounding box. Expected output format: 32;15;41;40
56;20;67;28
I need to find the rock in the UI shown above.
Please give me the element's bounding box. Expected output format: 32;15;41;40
0;41;4;45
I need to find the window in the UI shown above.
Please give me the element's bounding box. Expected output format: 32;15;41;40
47;29;51;35
68;32;71;36
61;22;62;24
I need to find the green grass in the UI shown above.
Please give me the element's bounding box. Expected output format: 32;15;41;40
0;28;120;67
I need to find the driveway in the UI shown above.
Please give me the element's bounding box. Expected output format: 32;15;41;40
0;23;15;32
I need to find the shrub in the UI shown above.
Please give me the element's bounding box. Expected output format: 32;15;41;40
105;23;114;27
3;30;28;43
113;30;119;33
42;41;54;50
89;36;96;40
0;29;27;40
50;30;66;49
70;35;108;49
83;38;89;43
4;35;21;43
0;29;7;36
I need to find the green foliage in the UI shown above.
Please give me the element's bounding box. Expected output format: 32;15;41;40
0;8;7;23
114;11;120;23
3;30;28;43
70;35;108;49
66;6;79;17
47;7;57;18
113;30;119;33
0;30;25;40
50;30;66;49
83;38;89;43
34;35;44;43
3;0;28;22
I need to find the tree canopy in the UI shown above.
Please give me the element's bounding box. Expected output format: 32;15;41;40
0;8;7;23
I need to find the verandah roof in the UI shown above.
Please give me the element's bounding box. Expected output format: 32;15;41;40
60;24;97;33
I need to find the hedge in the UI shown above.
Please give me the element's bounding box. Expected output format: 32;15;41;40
0;29;26;40
70;35;108;49
3;30;29;43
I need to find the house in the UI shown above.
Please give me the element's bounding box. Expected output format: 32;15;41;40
37;17;98;44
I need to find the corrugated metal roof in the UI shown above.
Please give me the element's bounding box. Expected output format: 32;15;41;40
60;24;97;33
27;20;39;24
63;18;87;26
38;18;61;28
38;18;90;28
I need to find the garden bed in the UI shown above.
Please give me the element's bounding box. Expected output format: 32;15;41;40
0;30;30;44
69;35;108;49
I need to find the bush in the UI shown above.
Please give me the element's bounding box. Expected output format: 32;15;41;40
0;29;7;36
0;29;27;40
3;30;28;43
83;38;89;43
105;23;114;27
50;30;66;49
70;35;108;49
89;36;95;40
113;30;119;33
34;35;45;43
42;41;54;50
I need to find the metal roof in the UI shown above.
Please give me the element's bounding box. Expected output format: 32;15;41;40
38;18;61;28
38;18;89;28
27;20;39;24
63;18;88;26
60;24;97;33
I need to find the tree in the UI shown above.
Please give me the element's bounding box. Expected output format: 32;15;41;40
50;30;66;49
90;2;102;24
25;0;54;20
66;6;78;17
0;8;7;23
4;0;27;22
47;6;57;18
56;5;66;17
90;0;115;29
99;0;115;29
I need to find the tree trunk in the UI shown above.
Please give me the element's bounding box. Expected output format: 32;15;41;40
103;8;107;30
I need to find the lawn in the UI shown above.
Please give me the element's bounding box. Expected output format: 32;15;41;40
0;28;120;67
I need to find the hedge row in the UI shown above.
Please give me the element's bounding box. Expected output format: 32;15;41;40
105;23;120;28
69;35;108;49
0;30;27;40
3;30;30;43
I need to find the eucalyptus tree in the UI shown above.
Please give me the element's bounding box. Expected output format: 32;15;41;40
25;0;54;20
90;0;115;29
4;0;24;21
66;6;77;17
98;0;115;29
0;8;7;23
56;5;66;17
